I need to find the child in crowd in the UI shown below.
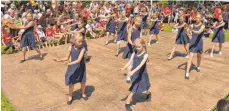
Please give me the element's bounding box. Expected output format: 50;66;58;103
2;28;16;53
46;24;55;47
36;25;46;48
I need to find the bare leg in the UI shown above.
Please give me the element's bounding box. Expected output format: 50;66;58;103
65;35;68;44
22;47;26;60
168;16;171;24
197;53;201;68
68;85;74;101
219;43;222;55
27;46;30;52
34;48;42;57
105;32;109;45
148;35;153;46
185;53;194;79
80;83;86;97
116;41;120;56
168;44;177;60
210;43;216;57
184;44;189;58
126;92;134;104
156;35;159;43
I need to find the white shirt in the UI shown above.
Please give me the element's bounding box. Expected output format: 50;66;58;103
134;6;139;14
86;24;95;32
3;14;11;20
99;14;107;21
37;30;45;38
104;6;111;14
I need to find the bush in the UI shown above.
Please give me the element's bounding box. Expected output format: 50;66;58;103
86;33;91;39
1;45;13;54
1;92;16;111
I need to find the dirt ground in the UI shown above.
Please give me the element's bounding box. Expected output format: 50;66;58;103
2;32;229;111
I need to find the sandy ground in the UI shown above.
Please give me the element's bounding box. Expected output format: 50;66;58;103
2;32;229;111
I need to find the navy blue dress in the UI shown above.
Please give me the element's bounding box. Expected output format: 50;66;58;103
212;22;225;43
189;24;204;54
65;46;86;85
149;20;159;35
116;18;128;41
129;52;150;93
106;18;116;34
20;21;37;48
141;14;148;29
175;25;190;44
122;27;141;59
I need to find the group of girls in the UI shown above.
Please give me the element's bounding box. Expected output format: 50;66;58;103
167;13;226;80
15;4;226;109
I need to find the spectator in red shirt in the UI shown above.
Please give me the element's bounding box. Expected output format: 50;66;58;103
2;28;16;52
81;8;90;20
189;9;197;24
125;3;132;16
77;1;82;11
163;7;172;24
53;24;62;41
46;24;55;47
214;7;222;22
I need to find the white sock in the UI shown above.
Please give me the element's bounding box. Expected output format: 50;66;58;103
197;67;200;70
219;51;222;55
210;53;213;57
127;76;131;81
185;73;189;77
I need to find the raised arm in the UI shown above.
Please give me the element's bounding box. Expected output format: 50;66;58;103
68;48;85;65
68;22;78;27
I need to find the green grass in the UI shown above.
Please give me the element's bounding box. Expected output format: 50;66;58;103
162;23;173;32
211;93;229;111
1;92;16;111
1;45;13;54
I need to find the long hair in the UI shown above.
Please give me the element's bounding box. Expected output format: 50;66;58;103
217;99;229;111
137;38;147;53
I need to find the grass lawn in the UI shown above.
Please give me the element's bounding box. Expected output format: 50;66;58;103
1;92;16;111
162;23;173;32
162;23;229;42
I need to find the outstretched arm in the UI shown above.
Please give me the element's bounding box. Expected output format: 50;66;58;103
173;23;186;29
53;46;71;62
121;53;135;70
17;21;34;29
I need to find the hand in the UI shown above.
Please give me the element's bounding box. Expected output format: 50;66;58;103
127;71;134;77
67;63;71;65
118;68;125;71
